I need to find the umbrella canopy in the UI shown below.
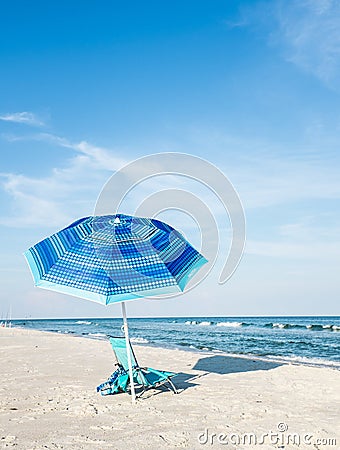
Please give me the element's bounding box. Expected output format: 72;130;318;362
24;214;207;302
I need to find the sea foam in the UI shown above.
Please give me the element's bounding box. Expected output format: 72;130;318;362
216;321;243;327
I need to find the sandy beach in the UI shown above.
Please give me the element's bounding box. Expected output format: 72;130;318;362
0;327;339;449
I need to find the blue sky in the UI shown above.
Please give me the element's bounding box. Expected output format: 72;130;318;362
1;0;340;318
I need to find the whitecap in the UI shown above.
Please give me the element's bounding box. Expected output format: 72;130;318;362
273;323;286;329
216;322;242;327
130;337;149;344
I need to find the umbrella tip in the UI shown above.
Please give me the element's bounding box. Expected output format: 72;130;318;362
114;217;121;225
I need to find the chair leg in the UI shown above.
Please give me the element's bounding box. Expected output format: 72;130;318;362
136;379;147;398
167;378;178;394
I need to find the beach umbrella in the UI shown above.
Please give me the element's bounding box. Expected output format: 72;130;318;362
24;214;207;402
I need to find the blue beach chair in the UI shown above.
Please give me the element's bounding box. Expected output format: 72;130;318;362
97;337;178;397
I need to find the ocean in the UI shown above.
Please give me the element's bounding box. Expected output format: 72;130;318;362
11;316;340;369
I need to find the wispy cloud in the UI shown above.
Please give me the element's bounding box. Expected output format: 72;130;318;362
245;210;340;266
0;183;71;228
242;0;340;87
246;239;340;261
0;134;128;228
235;157;340;208
278;217;340;242
224;18;248;29
2;132;127;170
0;111;45;127
186;127;340;208
37;133;127;170
274;0;340;84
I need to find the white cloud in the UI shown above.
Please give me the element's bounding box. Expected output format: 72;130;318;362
0;111;45;127
0;134;128;228
271;0;340;85
239;0;340;87
2;132;127;170
276;0;340;83
0;186;70;228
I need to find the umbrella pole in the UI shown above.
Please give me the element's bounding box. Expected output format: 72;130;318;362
121;302;136;404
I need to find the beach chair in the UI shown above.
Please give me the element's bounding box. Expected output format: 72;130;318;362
97;337;178;397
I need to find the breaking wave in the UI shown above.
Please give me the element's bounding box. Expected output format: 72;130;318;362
265;322;340;331
216;321;243;327
185;320;244;327
130;337;149;344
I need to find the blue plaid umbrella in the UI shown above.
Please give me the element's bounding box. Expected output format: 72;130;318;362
24;214;207;303
24;213;207;402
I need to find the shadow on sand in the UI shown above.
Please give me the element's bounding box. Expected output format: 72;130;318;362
192;355;284;375
139;356;284;398
138;372;200;399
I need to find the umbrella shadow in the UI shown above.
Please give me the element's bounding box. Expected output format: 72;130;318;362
192;355;284;375
139;356;284;400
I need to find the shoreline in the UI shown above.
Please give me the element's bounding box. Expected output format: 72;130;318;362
8;324;340;371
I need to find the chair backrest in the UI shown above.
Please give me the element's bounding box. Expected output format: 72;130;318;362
109;337;150;386
109;337;138;370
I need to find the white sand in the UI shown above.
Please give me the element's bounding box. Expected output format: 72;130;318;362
0;327;339;449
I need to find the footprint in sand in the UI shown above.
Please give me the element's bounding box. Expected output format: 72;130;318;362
89;425;112;431
158;431;189;447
